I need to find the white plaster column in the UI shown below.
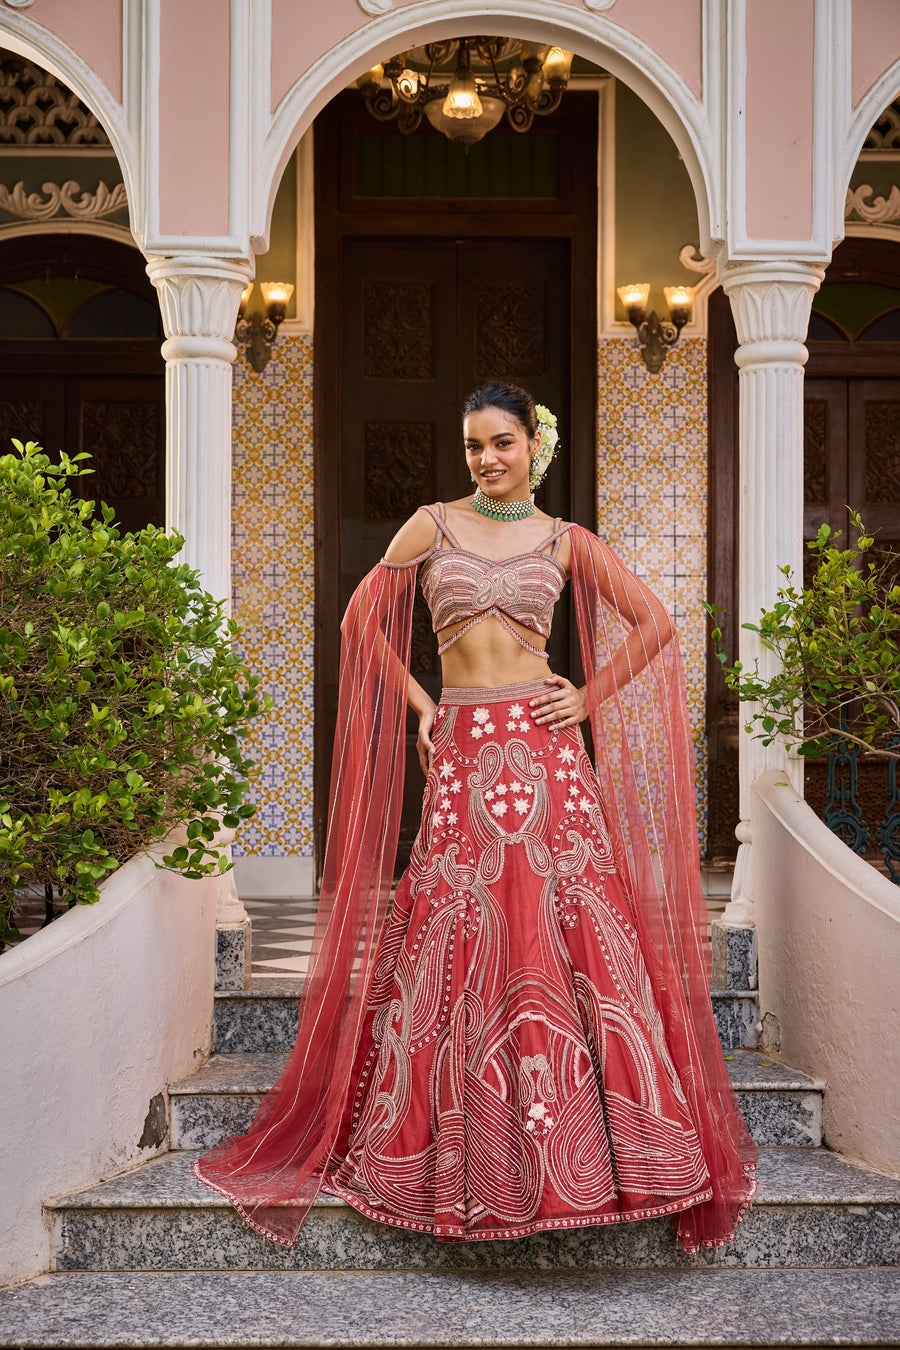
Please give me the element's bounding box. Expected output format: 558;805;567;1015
719;260;825;930
145;254;253;610
146;254;255;981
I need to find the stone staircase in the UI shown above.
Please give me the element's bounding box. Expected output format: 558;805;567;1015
1;973;899;1346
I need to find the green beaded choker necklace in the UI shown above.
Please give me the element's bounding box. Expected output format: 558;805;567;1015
471;487;535;522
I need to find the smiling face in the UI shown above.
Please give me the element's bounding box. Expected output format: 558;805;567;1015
464;406;542;500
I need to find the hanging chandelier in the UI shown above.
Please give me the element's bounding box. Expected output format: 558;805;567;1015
357;38;575;149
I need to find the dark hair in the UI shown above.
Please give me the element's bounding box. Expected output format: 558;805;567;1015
462;381;537;438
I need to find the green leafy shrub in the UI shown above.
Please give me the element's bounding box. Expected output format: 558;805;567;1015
0;440;269;945
705;513;900;761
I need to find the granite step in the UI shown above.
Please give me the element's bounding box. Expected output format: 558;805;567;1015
1;1268;899;1347
169;1050;824;1152
214;980;760;1053
48;1147;900;1273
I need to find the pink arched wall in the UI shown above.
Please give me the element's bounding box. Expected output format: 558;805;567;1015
269;0;703;113
6;0;900;257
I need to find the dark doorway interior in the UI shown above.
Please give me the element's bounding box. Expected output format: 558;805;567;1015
314;92;598;872
0;235;164;534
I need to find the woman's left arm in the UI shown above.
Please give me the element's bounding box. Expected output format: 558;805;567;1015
530;528;675;728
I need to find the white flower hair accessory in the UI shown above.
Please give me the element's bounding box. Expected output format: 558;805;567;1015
530;404;560;491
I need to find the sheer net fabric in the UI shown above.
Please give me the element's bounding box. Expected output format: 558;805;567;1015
194;562;417;1244
569;528;756;1250
194;525;755;1251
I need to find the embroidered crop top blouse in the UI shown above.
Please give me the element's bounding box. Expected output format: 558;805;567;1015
418;502;569;660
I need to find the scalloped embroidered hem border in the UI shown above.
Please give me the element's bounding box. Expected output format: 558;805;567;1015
320;1179;717;1243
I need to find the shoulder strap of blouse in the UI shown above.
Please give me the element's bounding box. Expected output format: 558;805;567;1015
420;502;462;550
542;518;569;558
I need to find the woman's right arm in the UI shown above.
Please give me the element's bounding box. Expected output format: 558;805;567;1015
343;507;438;774
381;507;438;567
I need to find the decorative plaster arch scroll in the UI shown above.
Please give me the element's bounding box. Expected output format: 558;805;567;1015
0;180;127;221
0;11;138;243
843;56;900;228
258;0;718;262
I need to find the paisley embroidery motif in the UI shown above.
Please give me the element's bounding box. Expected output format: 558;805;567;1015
418;504;568;659
324;684;713;1241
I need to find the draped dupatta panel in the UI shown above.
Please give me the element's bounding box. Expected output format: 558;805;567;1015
568;526;756;1251
194;560;417;1246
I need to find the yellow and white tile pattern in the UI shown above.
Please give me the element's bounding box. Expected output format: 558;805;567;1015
597;336;709;847
231;335;315;857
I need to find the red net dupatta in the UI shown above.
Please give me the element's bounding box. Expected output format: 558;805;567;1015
569;525;757;1251
195;531;756;1253
194;560;417;1246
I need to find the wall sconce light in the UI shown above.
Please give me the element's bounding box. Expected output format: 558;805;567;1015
617;282;695;374
234;281;295;373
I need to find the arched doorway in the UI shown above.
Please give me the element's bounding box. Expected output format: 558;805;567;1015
312;86;599;867
254;11;718;888
0;233;165;532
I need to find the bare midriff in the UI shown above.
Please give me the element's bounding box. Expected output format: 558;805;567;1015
437;614;552;688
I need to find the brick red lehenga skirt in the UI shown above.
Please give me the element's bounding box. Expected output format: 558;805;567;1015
322;680;714;1241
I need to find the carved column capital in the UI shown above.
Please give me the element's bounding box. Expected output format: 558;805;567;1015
146;253;253;610
718;259;826;357
145;255;253;363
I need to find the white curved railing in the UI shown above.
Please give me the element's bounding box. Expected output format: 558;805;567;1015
752;770;900;1179
0;844;218;1287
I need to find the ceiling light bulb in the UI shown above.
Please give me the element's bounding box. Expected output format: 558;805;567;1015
396;68;420;101
443;69;483;120
542;47;573;83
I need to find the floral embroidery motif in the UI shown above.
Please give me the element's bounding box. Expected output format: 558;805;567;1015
327;688;713;1241
525;1102;554;1137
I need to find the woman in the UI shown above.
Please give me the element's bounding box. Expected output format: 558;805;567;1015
195;382;756;1253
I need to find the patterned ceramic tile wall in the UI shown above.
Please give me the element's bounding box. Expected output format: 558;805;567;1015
231;334;710;859
231;335;315;857
596;336;709;848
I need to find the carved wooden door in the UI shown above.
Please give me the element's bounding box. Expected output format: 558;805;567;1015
332;235;572;868
801;377;900;835
804;377;900;572
0;374;165;532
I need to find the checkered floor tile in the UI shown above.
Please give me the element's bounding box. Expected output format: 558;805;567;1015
3;892;730;975
242;894;729;981
243;896;319;979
